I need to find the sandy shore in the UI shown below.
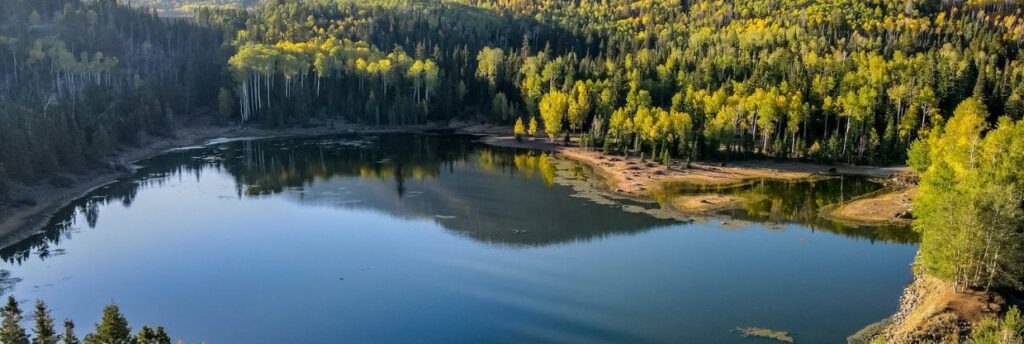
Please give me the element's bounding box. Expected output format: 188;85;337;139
827;187;917;226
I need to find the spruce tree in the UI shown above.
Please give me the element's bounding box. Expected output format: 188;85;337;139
83;304;132;344
62;319;79;344
30;300;56;344
136;326;171;344
1;296;29;344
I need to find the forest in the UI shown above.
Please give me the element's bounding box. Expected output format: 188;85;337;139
0;0;1023;341
213;0;1024;168
0;0;230;198
3;0;1024;191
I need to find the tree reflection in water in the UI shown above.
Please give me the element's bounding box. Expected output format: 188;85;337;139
0;134;916;266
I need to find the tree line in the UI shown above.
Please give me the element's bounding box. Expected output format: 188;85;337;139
1;296;173;344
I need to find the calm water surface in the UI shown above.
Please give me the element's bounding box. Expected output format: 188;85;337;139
0;134;917;343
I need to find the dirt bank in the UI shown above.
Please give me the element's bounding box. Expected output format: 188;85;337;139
852;274;1004;344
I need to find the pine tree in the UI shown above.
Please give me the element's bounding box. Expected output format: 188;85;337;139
136;326;170;344
1;296;29;344
83;304;132;344
62;319;79;344
31;300;56;344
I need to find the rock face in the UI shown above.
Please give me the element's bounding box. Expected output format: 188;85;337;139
865;274;1005;344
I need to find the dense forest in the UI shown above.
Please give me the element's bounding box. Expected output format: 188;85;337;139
214;0;1024;168
0;0;230;198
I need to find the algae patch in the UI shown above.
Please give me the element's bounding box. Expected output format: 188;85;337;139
735;327;795;343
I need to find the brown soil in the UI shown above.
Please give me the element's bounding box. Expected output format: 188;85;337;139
872;275;1004;343
828;187;917;226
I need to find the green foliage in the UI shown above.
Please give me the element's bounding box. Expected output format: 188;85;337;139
136;326;171;344
1;296;29;344
0;0;230;194
0;297;168;344
968;307;1024;344
218;87;237;122
492;92;511;121
32;300;57;344
63;319;80;344
5;0;1024;197
83;304;133;344
913;98;1024;291
539;90;568;142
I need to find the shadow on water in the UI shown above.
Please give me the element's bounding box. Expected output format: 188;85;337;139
1;133;917;266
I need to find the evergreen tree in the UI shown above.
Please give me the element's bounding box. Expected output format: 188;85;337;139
83;304;132;344
136;326;170;344
62;319;79;344
1;296;29;344
31;300;56;344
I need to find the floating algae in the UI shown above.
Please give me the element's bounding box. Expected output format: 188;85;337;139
735;327;795;343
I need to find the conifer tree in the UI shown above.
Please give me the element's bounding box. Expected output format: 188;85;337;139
136;326;170;344
62;319;79;344
83;304;132;344
1;296;29;344
31;300;56;344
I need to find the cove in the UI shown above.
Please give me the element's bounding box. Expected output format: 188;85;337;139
0;134;917;343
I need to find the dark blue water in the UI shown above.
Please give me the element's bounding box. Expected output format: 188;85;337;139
0;134;917;343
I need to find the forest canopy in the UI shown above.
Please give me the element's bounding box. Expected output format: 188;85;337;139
215;0;1024;167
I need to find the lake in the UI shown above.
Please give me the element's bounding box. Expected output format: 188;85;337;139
0;134;917;343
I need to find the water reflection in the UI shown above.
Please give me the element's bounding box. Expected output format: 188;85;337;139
651;175;918;244
2;134;916;266
2;134;670;263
